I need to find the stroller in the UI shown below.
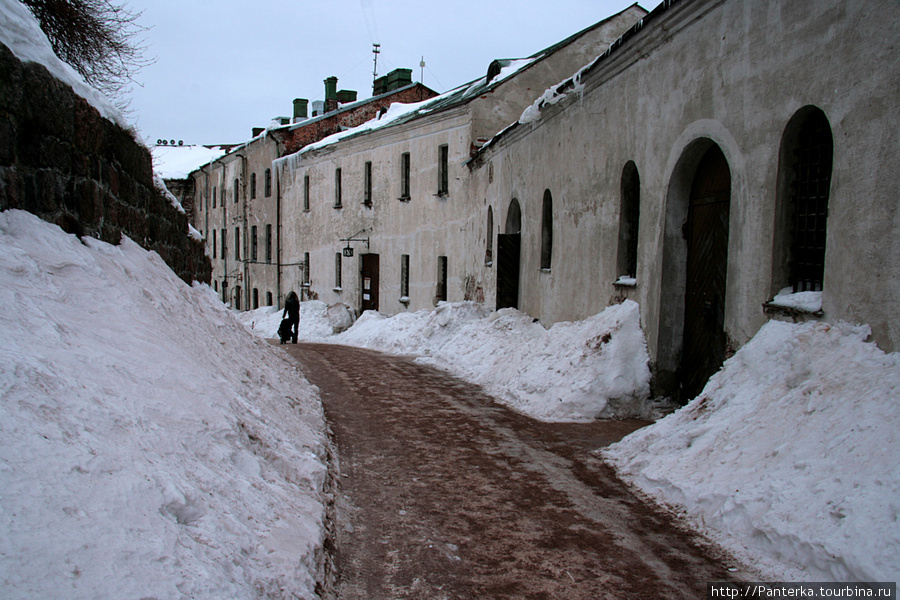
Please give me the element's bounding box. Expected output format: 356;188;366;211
278;318;294;344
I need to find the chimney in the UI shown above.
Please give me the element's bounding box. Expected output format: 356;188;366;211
324;76;338;112
337;89;357;104
293;98;308;122
312;100;325;117
252;127;265;137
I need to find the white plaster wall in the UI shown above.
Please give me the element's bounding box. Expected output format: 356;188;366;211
279;109;477;315
469;0;900;359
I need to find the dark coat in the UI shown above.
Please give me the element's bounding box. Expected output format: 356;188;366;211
283;292;300;321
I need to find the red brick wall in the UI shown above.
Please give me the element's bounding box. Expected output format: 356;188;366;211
277;84;437;156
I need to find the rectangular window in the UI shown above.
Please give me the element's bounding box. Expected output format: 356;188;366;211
438;144;449;195
251;225;258;262
250;172;257;199
303;175;310;211
335;252;342;288
265;224;272;263
401;254;410;299
212;187;217;209
234;179;239;204
234;227;241;261
252;288;259;309
363;161;373;207
264;168;272;197
334;168;342;208
221;228;226;258
437;256;448;302
400;152;410;199
212;229;217;259
303;252;310;285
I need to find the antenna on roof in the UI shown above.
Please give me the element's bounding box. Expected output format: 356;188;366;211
372;43;381;81
420;56;425;84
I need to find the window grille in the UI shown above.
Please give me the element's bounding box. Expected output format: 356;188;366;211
790;114;832;292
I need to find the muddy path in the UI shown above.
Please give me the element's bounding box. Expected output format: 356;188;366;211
279;342;745;599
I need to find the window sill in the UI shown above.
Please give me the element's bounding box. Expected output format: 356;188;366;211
613;277;637;288
540;268;551;273
485;260;493;268
434;192;449;198
763;289;823;317
763;301;823;318
398;196;411;203
333;287;342;293
399;296;410;305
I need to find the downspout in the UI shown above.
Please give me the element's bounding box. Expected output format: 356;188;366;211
274;139;283;309
221;161;228;304
240;152;249;311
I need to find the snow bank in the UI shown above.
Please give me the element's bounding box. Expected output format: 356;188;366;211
335;300;651;421
237;300;335;341
603;320;900;582
0;0;131;132
0;210;330;599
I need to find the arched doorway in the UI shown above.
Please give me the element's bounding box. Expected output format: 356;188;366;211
496;198;521;309
681;145;731;400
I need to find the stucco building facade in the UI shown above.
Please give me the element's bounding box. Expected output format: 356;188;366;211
190;0;899;401
466;0;900;396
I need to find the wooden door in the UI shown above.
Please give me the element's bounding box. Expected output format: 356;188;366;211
496;233;520;310
682;146;731;400
361;254;379;312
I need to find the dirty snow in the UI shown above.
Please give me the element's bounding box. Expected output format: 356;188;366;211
0;210;330;600
240;300;652;422
604;320;900;583
241;297;900;583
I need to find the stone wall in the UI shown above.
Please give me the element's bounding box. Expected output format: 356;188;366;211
0;42;211;285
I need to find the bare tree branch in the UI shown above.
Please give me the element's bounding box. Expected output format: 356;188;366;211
21;0;153;110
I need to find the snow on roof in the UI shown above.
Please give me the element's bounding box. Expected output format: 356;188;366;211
151;144;229;180
0;0;131;132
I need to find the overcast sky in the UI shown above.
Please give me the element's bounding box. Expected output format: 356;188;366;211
124;0;643;147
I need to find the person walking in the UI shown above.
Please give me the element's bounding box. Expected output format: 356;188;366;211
283;291;300;343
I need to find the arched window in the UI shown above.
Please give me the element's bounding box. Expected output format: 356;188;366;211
485;206;494;265
617;161;640;279
505;198;521;234
266;291;273;306
540;190;553;270
774;106;833;293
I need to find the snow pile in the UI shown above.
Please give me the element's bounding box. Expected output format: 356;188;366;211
237;301;335;341
0;0;131;132
335;300;651;421
0;210;330;599
603;320;900;582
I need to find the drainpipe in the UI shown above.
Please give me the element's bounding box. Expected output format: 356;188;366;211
221;162;228;304
240;152;249;312
273;137;283;308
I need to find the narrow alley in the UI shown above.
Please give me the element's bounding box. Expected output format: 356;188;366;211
281;342;745;599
